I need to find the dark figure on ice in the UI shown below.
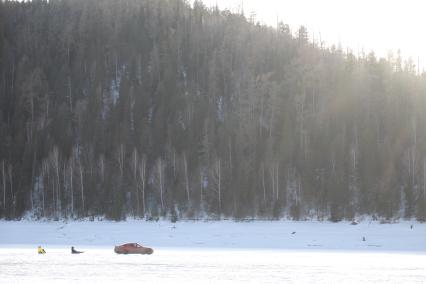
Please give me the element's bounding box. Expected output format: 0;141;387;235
71;246;84;254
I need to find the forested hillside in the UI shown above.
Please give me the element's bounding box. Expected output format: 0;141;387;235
1;0;426;221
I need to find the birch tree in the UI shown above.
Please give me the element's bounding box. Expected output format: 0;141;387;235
156;157;165;211
2;161;5;211
183;152;190;203
138;155;147;217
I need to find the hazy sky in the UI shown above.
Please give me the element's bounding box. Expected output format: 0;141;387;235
198;0;426;71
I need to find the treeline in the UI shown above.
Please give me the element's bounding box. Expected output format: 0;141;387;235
0;0;426;221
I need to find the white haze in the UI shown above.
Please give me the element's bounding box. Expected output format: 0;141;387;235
198;0;426;72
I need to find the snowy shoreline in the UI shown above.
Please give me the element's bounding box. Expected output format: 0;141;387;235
1;220;425;253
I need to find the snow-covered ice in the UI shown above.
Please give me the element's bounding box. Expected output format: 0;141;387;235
0;220;425;283
1;247;426;283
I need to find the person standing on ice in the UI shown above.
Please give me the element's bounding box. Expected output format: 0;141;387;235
38;246;46;254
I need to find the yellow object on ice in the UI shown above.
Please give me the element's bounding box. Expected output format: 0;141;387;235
38;246;46;254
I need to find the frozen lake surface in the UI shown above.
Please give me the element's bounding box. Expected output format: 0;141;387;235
1;247;425;283
2;220;426;251
1;220;426;283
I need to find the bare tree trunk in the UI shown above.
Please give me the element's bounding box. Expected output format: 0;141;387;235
262;163;266;203
44;160;49;216
424;159;426;205
158;158;164;210
184;153;190;203
99;154;105;183
312;87;316;116
80;164;84;214
118;144;125;178
68;76;73;112
63;162;66;215
2;161;5;211
50;161;55;216
276;162;280;200
353;126;358;170
133;148;140;216
270;166;275;202
46;98;49;123
70;158;74;217
138;156;146;217
298;175;302;206
228;140;232;172
216;159;221;213
173;149;176;179
259;98;264;135
412;118;417;186
30;93;34;143
8;164;13;213
30;151;37;211
41;162;46;216
11;62;15;98
300;88;306;160
286;167;290;209
133;149;137;178
269;106;274;138
53;147;60;216
115;54;118;83
200;170;204;207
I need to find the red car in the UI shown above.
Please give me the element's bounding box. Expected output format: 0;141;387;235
114;243;154;255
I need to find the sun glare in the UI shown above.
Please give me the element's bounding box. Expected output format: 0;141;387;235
199;0;426;71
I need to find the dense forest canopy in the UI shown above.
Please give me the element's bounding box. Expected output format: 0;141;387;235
1;0;426;221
